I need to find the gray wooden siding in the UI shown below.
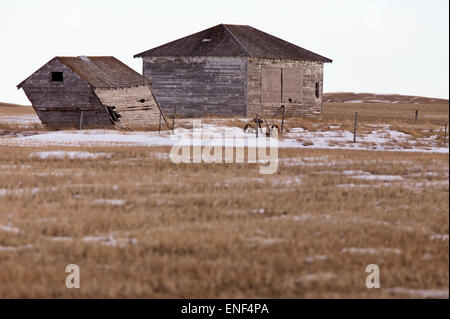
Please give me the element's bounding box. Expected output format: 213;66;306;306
35;109;111;128
143;56;247;117
21;59;112;127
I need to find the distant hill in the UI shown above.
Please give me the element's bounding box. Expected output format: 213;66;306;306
324;93;449;104
0;102;34;116
0;102;32;108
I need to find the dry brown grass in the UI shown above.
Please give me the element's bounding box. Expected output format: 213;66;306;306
323;92;449;105
0;97;448;298
0;145;448;298
322;101;448;125
0;103;33;115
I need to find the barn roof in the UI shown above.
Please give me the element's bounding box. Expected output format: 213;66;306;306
18;56;150;89
134;24;332;63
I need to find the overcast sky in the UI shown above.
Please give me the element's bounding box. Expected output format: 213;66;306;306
1;0;448;105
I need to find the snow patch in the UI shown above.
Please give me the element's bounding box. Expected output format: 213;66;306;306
29;151;111;160
352;174;404;181
342;247;402;255
0;244;32;251
386;287;448;299
304;255;329;263
48;236;74;242
1;122;447;154
0;223;21;234
430;234;449;242
249;236;283;246
83;234;138;247
91;199;126;206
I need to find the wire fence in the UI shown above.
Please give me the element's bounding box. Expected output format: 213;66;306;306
165;107;449;146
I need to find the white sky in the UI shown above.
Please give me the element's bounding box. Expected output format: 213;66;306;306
1;0;448;105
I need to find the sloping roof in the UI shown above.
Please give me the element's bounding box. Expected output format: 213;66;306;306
58;56;150;88
18;56;150;89
134;24;332;63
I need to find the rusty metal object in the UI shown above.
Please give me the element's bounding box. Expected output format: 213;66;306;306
243;123;256;134
244;105;286;137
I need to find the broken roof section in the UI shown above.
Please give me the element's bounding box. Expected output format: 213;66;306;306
134;24;332;63
18;56;150;89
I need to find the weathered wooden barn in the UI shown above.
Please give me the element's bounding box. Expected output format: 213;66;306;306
18;56;167;129
134;24;332;118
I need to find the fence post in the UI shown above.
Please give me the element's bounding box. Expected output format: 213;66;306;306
158;112;161;133
255;114;259;138
415;110;418;124
79;111;84;130
445;123;448;147
353;112;358;143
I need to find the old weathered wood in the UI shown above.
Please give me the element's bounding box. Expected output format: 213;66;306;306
247;59;323;118
19;59;112;127
136;24;331;119
142;56;325;119
18;57;166;129
143;56;247;117
353;112;358;143
94;86;163;128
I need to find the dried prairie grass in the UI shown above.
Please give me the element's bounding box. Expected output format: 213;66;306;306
0;145;448;298
323;102;448;125
0;103;34;115
0;99;448;298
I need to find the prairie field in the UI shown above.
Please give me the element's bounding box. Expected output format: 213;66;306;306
0;95;448;298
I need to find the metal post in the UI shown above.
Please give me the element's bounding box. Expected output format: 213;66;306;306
415;110;418;124
353;112;358;143
445;123;448;147
158;112;162;133
281;105;285;133
79;111;84;130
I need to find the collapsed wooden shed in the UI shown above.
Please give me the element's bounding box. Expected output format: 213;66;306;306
17;56;167;129
134;24;332;118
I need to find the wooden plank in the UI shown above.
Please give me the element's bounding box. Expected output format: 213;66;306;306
143;56;247;116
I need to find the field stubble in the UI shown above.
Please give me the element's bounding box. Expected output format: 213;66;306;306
0;98;448;298
0;145;448;298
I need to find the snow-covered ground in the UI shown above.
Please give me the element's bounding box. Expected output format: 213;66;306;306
29;151;112;159
343;99;402;104
0;114;41;126
0;116;448;153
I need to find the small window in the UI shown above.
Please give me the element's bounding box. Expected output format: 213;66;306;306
315;82;320;98
51;72;63;82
